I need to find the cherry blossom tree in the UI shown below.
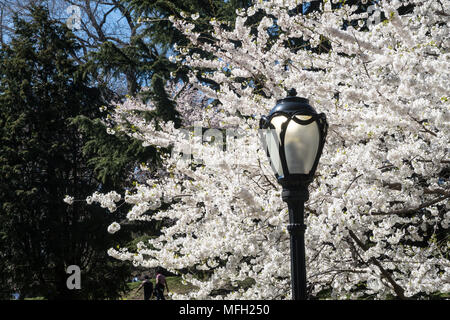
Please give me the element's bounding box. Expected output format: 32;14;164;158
85;0;449;299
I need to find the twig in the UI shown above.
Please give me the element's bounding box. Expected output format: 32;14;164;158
344;174;363;194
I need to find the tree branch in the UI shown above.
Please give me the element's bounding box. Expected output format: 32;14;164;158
348;230;407;299
371;192;449;216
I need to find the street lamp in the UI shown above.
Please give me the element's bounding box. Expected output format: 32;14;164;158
259;89;328;300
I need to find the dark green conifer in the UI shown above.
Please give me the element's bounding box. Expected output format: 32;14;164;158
0;6;133;300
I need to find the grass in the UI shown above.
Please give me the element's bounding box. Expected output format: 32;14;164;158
121;276;198;300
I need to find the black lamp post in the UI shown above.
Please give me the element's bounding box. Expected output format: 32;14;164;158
259;89;328;300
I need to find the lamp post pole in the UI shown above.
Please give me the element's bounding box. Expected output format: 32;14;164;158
283;187;309;300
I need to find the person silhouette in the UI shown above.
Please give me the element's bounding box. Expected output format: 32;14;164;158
154;268;169;300
137;275;153;300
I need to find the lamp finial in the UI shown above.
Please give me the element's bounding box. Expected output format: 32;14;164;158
287;88;297;97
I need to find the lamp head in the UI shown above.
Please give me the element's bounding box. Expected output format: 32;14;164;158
260;90;328;191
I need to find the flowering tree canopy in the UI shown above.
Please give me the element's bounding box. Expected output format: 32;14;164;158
86;0;449;299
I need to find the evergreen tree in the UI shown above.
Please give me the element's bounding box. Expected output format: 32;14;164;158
0;6;132;299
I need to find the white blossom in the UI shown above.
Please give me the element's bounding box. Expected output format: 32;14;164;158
107;222;121;234
63;195;74;205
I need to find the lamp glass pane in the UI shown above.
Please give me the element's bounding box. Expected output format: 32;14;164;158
266;115;287;176
284;115;320;174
